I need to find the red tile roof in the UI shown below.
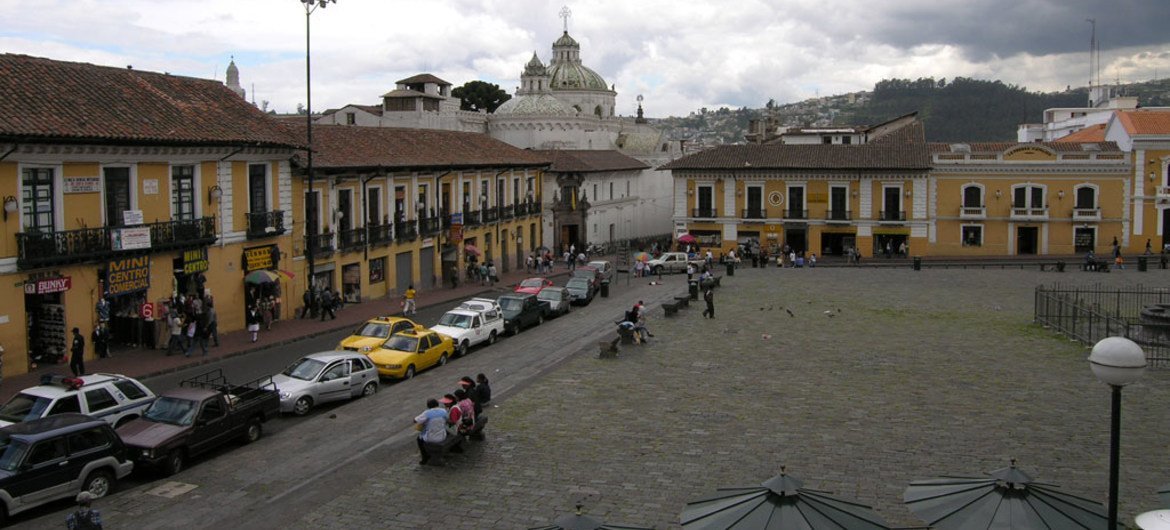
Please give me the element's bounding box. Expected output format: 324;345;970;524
1055;124;1107;142
534;150;650;173
0;54;299;147
1116;109;1170;135
661;143;930;171
287;124;550;171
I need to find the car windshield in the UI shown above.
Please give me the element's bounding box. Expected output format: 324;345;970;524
282;358;327;381
384;335;419;352
588;262;606;270
143;396;199;426
519;279;544;288
498;298;523;310
355;322;392;338
537;289;560;301
0;437;28;472
0;393;52;423
437;313;472;329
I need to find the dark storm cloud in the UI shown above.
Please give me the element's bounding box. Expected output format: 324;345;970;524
808;0;1170;61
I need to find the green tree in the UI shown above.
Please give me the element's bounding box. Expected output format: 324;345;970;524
452;81;512;113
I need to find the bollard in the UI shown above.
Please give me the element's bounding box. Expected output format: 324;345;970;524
1056;260;1065;272
600;280;610;297
726;261;735;276
688;279;699;300
912;256;922;271
1138;256;1148;272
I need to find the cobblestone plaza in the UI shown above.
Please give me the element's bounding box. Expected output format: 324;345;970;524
300;267;1170;529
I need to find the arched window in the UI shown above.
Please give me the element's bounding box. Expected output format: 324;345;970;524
961;185;983;207
1074;185;1097;209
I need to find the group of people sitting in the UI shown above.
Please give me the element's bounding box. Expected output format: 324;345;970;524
413;374;492;465
617;301;654;344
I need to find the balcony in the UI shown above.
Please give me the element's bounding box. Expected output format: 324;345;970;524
515;201;539;217
1159;186;1170;197
304;231;334;257
1010;207;1049;220
784;209;809;220
419;217;441;236
959;206;986;220
825;210;852;222
440;212;452;230
394;221;418;243
499;205;515;221
1072;207;1101;221
246;210;286;239
879;210;906;222
368;223;393;246
16;217;216;270
741;208;767;220
483;207;500;223
337;227;366;252
463;209;483;227
691;207;716;219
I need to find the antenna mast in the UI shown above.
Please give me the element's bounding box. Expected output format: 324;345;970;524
1086;18;1096;106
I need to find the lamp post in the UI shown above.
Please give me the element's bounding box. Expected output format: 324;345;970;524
1088;336;1146;529
301;0;335;292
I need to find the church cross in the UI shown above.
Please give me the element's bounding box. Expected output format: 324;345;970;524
559;6;571;32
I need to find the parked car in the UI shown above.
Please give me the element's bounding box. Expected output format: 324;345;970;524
537;286;571;317
514;277;554;295
0;373;156;429
0;414;133;524
587;260;615;283
365;329;455;380
338;316;424;353
431;309;504;357
565;277;596;305
272;351;379;416
117;369;279;476
572;266;602;289
497;293;548;335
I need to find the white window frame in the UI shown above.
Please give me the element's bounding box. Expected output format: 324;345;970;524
961;224;983;247
366;185;383;226
1074;225;1098;252
695;183;715;214
828;183;849;219
20;163;65;232
169;163;201;220
247;162;272;212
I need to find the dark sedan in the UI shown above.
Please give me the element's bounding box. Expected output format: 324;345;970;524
565;277;595;305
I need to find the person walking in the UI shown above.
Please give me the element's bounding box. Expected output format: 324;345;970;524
246;304;262;343
206;301;219;347
165;312;184;356
686;262;695;281
69;327;85;376
701;287;715;319
488;262;498;285
413;398;448;466
403;284;417;315
301;288;314;319
91;322;110;359
319;289;336;321
66;491;102;529
186;313;209;357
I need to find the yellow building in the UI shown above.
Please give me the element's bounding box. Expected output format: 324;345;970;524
285;124;548;304
0;54;300;376
930;142;1129;255
1100;110;1170;253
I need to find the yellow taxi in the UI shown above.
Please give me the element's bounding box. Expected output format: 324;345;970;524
338;316;424;353
366;329;456;380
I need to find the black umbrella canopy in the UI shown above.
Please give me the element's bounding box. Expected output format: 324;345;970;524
680;469;891;530
528;505;653;530
904;460;1119;530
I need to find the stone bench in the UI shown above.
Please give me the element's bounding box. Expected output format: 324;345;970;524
673;295;690;308
663;300;683;317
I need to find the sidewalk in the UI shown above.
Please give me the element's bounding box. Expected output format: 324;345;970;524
0;260;587;401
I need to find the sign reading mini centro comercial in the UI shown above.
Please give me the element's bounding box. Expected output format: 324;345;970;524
107;256;151;296
183;248;209;274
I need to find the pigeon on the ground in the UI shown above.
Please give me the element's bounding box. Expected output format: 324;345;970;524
785;308;795;317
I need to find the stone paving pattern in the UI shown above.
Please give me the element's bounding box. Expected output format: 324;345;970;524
293;267;1170;529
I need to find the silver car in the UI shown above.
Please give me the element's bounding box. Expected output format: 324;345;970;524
537;286;571;317
273;351;379;416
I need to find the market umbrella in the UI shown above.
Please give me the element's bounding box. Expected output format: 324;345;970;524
1137;510;1170;530
464;244;481;256
528;505;652;530
244;270;280;284
681;468;890;529
632;251;651;262
678;233;697;244
904;460;1116;530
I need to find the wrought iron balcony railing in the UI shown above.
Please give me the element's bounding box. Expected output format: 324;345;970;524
418;217;441;236
464;209;483;227
16;217;215;270
246;210;286;239
483;207;499;223
394;221;418;243
691;207;716;218
338;227;366;252
304;231;334;257
368;223;393;246
825;210;852;221
879;210;906;222
784;209;809;220
741;208;767;220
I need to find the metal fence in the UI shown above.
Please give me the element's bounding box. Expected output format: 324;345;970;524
1034;283;1170;366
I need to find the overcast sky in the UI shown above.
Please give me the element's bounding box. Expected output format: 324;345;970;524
3;0;1168;118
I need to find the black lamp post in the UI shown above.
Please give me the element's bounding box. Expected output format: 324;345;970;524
301;0;335;291
1088;336;1146;529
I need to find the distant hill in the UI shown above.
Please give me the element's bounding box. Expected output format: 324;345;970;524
654;77;1170;144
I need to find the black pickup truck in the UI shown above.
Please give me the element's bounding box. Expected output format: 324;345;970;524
116;369;280;476
497;293;550;335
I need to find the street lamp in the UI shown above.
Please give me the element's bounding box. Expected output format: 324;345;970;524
1088;336;1146;529
301;0;335;291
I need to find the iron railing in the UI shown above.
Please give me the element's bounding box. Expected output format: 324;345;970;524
395;221;417;243
483;207;499;223
784;209;808;220
246;210;286;239
499;205;515;220
16;217;215;270
338;227;366;252
825;210;852;221
879;210;906;221
304;231;334;257
742;208;767;219
464;209;483;227
418;217;441;236
1034;283;1170;366
368;223;393;246
691;208;716;218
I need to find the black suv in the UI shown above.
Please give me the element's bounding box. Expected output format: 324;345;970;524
497;293;549;335
0;413;133;524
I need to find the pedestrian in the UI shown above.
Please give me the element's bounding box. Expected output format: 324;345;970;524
186;313;209;357
414;398;448;466
809;253;817;267
301;288;313;319
246;304;262;343
479;262;489;286
702;287;715;319
564;250;573;270
66;491;102;530
404;284;417;315
319;289;336;320
686;262;695;281
69;327;85;376
91;322;110;359
206;301;219;347
705;250;713;268
333;288;344;311
1146;238;1153;255
525;254;533;273
184;316;197;351
488;262;498;284
164;312;183;355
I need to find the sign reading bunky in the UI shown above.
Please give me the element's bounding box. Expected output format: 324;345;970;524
24;276;72;295
107;255;151;296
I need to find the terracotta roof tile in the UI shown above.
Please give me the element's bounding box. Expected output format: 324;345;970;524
287;124;550;171
1117;109;1170;135
1055;124;1107;142
533;150;650;173
661;143;930;171
0;54;299;147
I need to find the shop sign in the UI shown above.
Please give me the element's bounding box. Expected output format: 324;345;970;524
122;210;145;226
24;276;71;295
107;255;151;296
183;248;209;274
111;226;151;250
244;245;276;272
63;176;101;194
450;224;463;243
143;179;159;195
140;302;155;320
451;212;463;225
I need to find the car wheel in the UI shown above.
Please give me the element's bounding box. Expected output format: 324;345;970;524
438;353;448;366
83;469;115;498
362;381;378;397
293;396;313;416
243;418;262;444
164;450;185;476
404;365;416;379
458;341;469;357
